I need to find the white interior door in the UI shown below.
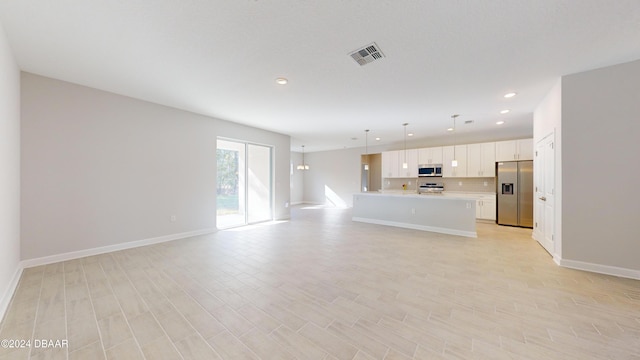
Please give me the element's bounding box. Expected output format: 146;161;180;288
534;133;555;255
543;137;555;252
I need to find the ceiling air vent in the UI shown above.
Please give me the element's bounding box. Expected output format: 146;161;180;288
349;42;384;66
464;120;474;125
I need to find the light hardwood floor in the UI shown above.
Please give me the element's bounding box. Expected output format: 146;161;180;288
1;206;639;359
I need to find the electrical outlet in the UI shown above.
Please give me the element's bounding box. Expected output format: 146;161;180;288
458;181;463;186
411;208;416;215
170;215;176;222
483;181;488;186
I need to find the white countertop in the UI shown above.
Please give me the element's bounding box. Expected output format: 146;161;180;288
370;190;495;200
358;191;473;200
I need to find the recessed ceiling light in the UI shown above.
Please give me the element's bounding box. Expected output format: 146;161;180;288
375;137;381;141
496;121;505;125
504;92;517;98
408;133;414;137
500;109;510;114
275;78;288;85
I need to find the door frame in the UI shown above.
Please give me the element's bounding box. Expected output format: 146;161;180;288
216;137;274;229
533;131;555;256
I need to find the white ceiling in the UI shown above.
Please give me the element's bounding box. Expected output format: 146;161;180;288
1;1;639;152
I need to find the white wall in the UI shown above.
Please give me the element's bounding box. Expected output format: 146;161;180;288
21;73;290;261
561;59;640;273
533;79;562;258
290;151;304;205
303;148;362;207
0;22;21;319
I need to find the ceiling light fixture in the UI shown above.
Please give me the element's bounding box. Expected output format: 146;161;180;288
375;137;381;141
451;114;459;167
402;123;409;169
504;92;517;98
275;78;288;85
296;145;309;170
500;109;510;114
408;133;414;137
364;129;370;171
364;129;369;155
496;121;505;125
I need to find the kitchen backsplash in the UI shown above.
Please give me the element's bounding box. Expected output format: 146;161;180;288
382;177;496;193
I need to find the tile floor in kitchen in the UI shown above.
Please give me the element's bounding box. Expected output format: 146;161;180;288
1;205;639;359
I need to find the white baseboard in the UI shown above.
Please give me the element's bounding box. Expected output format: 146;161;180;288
559;258;640;280
0;265;23;324
352;217;477;238
21;228;216;269
531;233;638;279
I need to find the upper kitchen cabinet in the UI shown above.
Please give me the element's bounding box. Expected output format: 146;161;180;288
496;138;534;161
467;142;496;177
382;149;418;178
443;145;467;177
399;149;418;178
381;150;400;178
417;147;443;165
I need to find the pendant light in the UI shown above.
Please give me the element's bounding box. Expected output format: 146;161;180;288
402;123;409;169
296;145;309;170
364;129;370;171
451;114;459;167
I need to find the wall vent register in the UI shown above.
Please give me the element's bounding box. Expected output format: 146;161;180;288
349;42;385;66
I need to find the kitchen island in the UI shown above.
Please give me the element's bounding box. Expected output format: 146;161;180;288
352;192;477;237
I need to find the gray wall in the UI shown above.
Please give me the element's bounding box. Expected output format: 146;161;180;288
21;73;290;260
290;151;304;205
303;148;362;206
562;59;640;271
0;22;21;316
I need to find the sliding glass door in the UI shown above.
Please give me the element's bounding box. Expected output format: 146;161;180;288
247;144;272;223
216;139;272;228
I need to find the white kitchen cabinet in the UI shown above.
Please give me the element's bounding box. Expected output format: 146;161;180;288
382;149;417;178
476;196;496;220
467;142;496;177
398;149;418;177
381;151;399;178
442;145;467;177
442;192;495;220
417;146;443;165
496;138;533;161
518;138;534;160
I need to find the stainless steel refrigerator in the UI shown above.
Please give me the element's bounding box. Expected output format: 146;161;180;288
497;161;533;227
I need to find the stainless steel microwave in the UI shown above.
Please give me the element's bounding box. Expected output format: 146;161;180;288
418;164;443;177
